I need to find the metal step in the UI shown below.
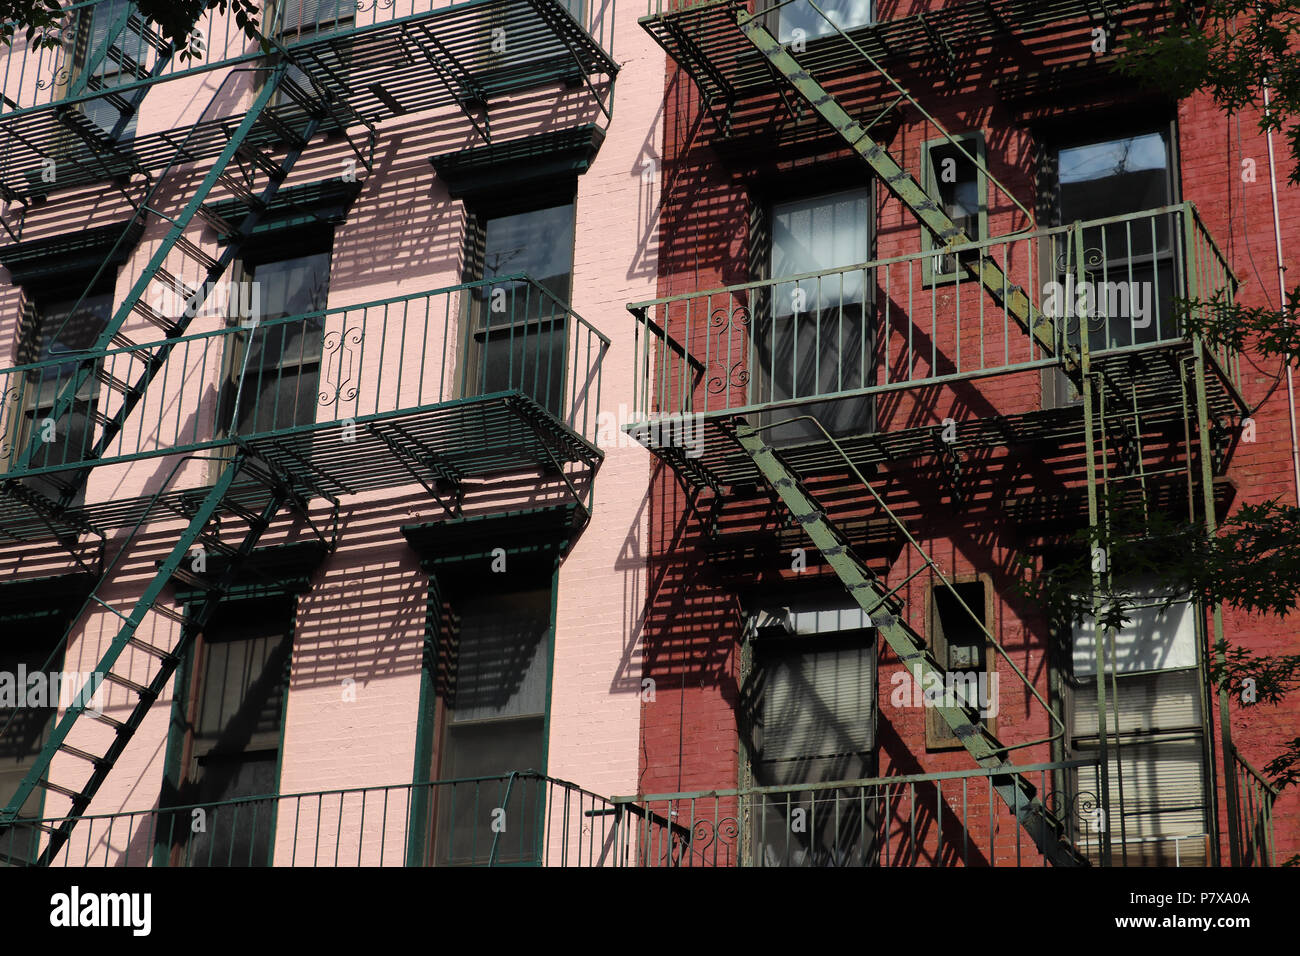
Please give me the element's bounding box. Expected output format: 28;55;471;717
733;11;1069;370
0;461;288;866
733;423;1089;866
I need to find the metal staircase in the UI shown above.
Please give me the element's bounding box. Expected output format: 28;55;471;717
733;419;1089;866
733;7;1066;367
6;62;336;514
0;454;298;865
0;37;349;860
60;4;175;144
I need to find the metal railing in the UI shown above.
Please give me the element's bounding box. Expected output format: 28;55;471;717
628;203;1240;427
0;0;617;120
0;275;608;481
611;760;1103;867
0;772;641;867
1231;745;1278;866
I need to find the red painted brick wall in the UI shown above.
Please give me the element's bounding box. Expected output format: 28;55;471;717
640;0;1300;865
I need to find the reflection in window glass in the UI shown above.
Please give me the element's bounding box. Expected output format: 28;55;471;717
776;0;873;43
468;204;574;415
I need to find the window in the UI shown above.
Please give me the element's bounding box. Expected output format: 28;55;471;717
220;248;329;437
463;201;575;417
9;284;114;500
0;628;64;865
1065;582;1208;866
270;0;354;116
925;579;995;749
753;188;873;446
429;587;552;866
768;0;873;45
161;597;294;866
744;597;877;866
73;0;148;141
921;133;988;284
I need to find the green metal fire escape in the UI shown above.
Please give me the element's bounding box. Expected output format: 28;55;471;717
735;420;1089;866
0;0;618;864
0;34;345;862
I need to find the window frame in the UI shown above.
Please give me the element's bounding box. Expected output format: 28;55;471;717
458;193;577;417
155;595;297;868
749;183;877;447
738;594;880;866
1060;580;1212;866
923;574;998;750
412;564;561;867
919;131;989;287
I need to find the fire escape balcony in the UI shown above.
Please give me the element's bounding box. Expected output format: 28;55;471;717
640;0;1169;137
627;202;1244;524
0;0;618;202
0;276;609;547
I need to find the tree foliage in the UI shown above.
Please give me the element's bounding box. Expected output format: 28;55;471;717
0;0;264;56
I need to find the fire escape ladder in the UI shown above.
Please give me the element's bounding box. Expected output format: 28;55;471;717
2;62;329;518
733;9;1071;372
0;455;289;864
733;421;1089;867
61;7;176;145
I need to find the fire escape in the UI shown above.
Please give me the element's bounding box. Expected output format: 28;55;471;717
0;0;615;864
629;0;1247;865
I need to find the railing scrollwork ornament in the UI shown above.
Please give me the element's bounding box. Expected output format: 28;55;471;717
705;304;750;397
318;326;363;406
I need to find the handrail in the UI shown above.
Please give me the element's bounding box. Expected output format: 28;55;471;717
0;276;610;480
628;203;1240;423
0;0;618;121
746;414;1068;756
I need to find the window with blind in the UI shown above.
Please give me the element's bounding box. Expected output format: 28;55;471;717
1066;584;1209;865
463;201;575;417
74;0;147;141
432;587;551;866
745;598;877;866
271;0;355;113
753;188;874;446
162;597;294;867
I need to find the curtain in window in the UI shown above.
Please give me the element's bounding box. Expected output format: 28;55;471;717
756;189;873;444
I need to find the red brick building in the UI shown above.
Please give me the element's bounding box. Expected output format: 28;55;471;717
628;0;1297;867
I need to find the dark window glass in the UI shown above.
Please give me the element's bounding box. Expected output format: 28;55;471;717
224;251;329;436
165;598;293;867
433;588;550;866
19;291;113;476
466;204;574;416
0;626;64;865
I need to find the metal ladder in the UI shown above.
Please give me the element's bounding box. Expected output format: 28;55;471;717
734;420;1089;866
59;4;175;145
4;61;334;515
734;6;1069;367
0;454;296;864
